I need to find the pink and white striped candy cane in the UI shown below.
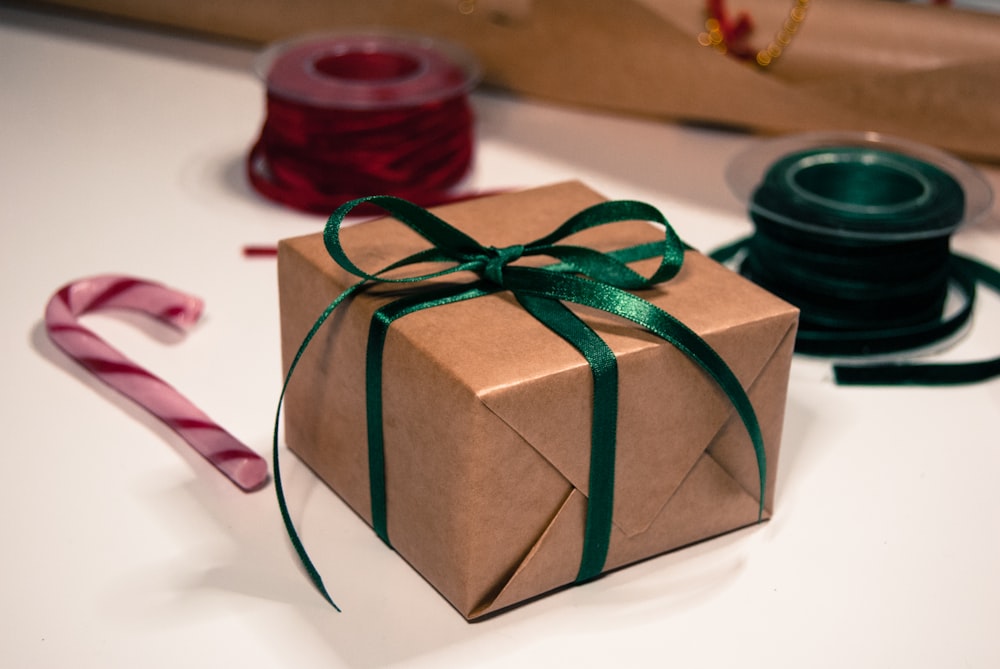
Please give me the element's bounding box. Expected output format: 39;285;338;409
45;275;269;492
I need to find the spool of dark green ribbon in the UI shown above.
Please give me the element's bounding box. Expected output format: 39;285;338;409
713;140;1000;385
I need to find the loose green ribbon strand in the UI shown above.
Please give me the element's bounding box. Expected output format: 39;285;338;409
275;195;767;610
712;146;1000;386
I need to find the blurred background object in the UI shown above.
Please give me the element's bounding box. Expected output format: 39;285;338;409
20;0;1000;162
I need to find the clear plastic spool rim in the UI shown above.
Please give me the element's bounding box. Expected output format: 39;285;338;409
254;31;482;110
727;131;994;241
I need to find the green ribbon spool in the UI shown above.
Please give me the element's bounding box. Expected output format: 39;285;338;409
275;195;768;611
755;146;966;240
713;144;1000;385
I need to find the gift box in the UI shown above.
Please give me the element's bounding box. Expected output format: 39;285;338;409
276;181;798;619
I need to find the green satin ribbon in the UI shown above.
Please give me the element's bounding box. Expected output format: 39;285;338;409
712;146;1000;386
275;195;767;610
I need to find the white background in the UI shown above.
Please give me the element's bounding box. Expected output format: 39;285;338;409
2;4;998;668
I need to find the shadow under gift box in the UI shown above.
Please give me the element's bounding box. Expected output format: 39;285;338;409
276;181;798;620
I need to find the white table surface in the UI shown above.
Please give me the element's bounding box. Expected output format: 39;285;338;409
3;5;999;668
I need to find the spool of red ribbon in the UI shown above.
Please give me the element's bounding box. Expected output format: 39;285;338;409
247;33;481;215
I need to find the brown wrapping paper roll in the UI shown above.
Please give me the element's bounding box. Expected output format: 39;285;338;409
31;0;1000;161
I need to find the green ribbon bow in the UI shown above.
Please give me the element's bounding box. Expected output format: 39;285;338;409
274;195;767;611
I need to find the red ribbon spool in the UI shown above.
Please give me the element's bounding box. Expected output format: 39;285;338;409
248;33;481;215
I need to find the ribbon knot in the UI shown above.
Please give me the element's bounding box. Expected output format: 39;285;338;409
278;192;767;611
482;244;524;285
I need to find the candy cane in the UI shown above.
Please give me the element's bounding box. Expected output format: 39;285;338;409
45;275;269;491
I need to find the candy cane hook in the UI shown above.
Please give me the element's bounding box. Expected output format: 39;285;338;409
45;275;269;491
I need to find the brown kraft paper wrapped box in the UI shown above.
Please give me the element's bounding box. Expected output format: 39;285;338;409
277;181;798;619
